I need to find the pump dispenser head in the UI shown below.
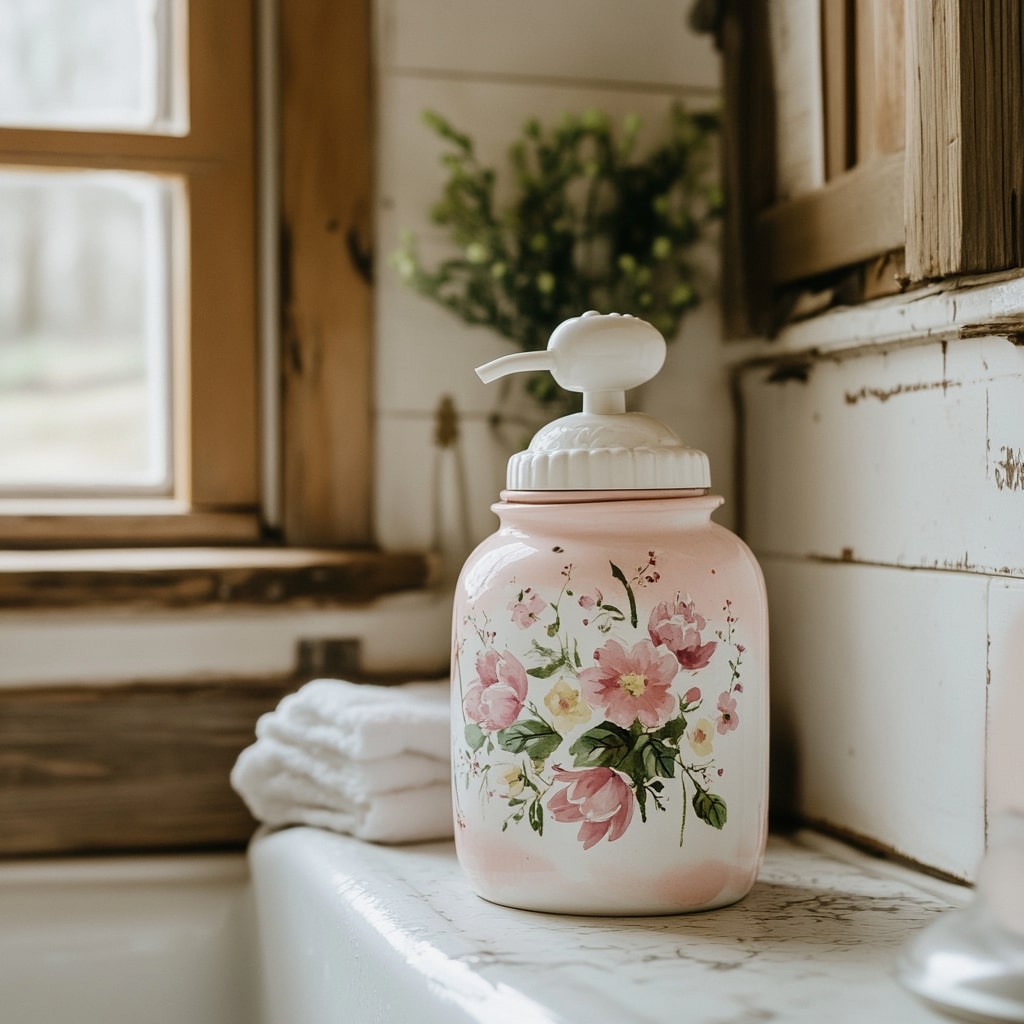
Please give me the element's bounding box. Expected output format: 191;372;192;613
476;311;710;491
477;310;666;415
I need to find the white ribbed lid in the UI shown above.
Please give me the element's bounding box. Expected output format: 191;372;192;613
476;312;710;491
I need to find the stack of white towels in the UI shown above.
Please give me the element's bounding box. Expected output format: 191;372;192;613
231;678;453;844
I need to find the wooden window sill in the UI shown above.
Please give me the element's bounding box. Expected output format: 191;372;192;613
0;547;436;611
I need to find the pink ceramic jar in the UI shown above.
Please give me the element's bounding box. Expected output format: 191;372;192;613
451;313;768;915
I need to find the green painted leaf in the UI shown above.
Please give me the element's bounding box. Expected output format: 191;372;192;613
497;719;562;760
639;735;677;780
609;561;638;628
526;640;566;678
655;715;688;745
528;797;544;835
464;722;487;751
615;750;647;792
570;722;632;768
692;789;727;830
679;779;688;847
530;640;559;659
635;779;648;822
526;659;565;679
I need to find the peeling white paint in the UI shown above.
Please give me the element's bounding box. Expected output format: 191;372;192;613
740;334;1024;578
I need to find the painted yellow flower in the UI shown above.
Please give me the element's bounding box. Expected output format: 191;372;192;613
688;718;714;757
544;678;592;732
502;764;525;798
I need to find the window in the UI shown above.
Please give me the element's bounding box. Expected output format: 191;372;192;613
0;0;260;546
712;0;1024;336
0;168;179;495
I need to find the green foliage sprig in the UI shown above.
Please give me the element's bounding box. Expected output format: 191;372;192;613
393;106;722;408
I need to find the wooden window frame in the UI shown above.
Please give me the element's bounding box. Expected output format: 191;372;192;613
0;1;260;545
717;0;1024;336
0;0;378;551
278;0;374;547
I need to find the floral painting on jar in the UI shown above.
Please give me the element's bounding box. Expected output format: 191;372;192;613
454;550;747;849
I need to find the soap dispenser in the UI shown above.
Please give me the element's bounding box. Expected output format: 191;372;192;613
451;311;768;915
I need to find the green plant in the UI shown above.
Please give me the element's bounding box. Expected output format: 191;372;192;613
393;106;722;409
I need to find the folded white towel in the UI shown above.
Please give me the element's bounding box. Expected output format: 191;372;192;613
255;784;454;845
235;737;450;802
258;678;451;762
231;678;454;844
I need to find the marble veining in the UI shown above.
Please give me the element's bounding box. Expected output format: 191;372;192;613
252;827;969;1024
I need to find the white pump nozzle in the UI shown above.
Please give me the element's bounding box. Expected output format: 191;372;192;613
475;349;554;384
475;311;666;414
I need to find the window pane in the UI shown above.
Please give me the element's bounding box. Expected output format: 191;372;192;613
0;169;177;494
0;0;187;134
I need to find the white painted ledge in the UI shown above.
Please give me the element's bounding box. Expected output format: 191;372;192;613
728;268;1024;362
250;826;968;1024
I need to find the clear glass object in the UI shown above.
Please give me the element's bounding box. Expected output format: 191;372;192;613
0;169;178;494
899;813;1024;1023
0;0;187;134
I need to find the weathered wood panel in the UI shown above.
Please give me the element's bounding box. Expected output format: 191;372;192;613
280;0;375;545
905;0;1024;280
0;548;432;610
739;334;1024;575
757;151;904;285
767;0;825;200
821;0;855;180
0;678;301;857
717;0;776;336
854;0;905;161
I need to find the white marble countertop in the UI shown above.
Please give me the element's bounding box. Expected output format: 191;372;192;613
251;827;971;1024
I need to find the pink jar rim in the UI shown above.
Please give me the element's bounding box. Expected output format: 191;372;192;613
499;488;711;505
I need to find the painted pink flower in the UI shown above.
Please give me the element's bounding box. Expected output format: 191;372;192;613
648;595;718;670
464;649;528;731
509;589;546;628
682;686;702;707
578;638;678;729
716;691;739;734
548;766;634;849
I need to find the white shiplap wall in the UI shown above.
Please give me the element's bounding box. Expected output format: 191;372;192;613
372;0;727;559
739;282;1024;881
